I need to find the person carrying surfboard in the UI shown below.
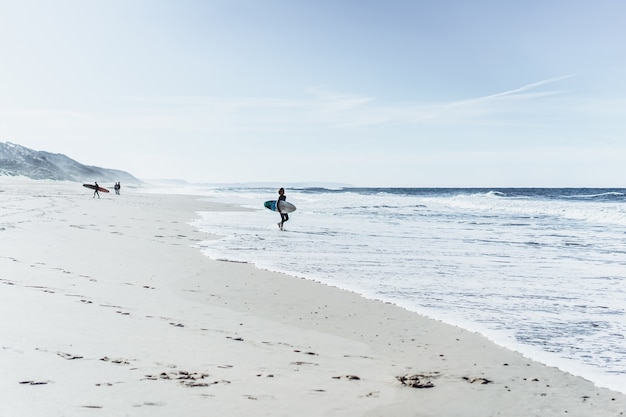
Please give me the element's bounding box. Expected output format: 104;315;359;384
93;181;100;199
277;187;289;230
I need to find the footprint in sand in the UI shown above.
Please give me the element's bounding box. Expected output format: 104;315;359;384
142;370;221;388
100;356;132;365
333;375;360;381
132;401;166;407
463;376;493;384
57;352;84;360
290;361;318;366
19;380;51;386
294;350;318;356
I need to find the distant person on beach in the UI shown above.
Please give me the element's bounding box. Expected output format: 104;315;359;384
277;187;289;230
93;182;100;199
114;182;121;195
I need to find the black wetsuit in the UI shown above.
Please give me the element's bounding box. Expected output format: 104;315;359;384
278;194;289;224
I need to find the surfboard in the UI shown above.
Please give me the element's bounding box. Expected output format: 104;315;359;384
83;184;110;193
264;200;296;213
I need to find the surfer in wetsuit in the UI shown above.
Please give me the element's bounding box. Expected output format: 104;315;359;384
93;181;100;199
277;187;289;230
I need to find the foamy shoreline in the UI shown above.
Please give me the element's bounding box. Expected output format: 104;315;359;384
1;178;624;416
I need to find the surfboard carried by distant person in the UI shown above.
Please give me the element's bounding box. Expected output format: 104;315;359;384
82;183;110;193
264;200;296;213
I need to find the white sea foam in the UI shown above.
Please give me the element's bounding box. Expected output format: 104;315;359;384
189;186;626;394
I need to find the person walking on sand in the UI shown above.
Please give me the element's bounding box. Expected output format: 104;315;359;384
277;187;289;230
93;181;100;199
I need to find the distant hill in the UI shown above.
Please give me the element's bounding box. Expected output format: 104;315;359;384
0;142;141;184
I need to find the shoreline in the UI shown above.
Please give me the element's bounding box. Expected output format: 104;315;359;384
1;178;625;416
187;185;626;395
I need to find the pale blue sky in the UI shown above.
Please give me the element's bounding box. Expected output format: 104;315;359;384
1;0;625;186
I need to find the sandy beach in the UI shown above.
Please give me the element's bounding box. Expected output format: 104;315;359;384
1;178;624;417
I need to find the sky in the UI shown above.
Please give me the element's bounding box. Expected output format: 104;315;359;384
1;0;625;187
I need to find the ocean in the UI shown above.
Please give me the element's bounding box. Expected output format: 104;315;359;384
182;186;625;394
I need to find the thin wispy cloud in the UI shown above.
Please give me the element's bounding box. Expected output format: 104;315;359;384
428;74;573;121
457;75;575;104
